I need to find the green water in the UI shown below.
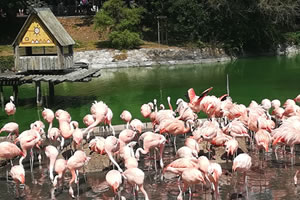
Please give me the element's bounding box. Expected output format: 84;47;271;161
1;54;300;132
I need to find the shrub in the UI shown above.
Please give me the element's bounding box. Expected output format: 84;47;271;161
0;56;14;72
283;32;300;45
109;30;143;49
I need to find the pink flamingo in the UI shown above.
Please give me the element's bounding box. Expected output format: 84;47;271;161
123;167;149;200
17;129;41;172
163;157;199;175
72;121;84;149
294;94;300;103
10;164;25;198
160;119;194;152
120;110;132;129
103;107;115;136
45;145;59;182
141;102;153;118
135;133;166;169
83;114;95;140
0;122;19;140
83;100;108;135
105;169;122;196
118;128;136;146
5;96;16;116
53;158;68;188
42;108;61;145
186;87;213;113
130;118;144;134
176;146;198;159
255;129;271;153
232;153;252;184
67;150;90;198
89;136;106;155
207;162;222;199
225;138;239;158
105;136;123;172
177;167;206;200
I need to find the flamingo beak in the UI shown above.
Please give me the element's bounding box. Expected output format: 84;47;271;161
19;174;25;184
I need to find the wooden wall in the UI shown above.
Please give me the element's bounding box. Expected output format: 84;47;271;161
18;55;73;71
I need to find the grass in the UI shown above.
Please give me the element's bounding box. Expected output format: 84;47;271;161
0;45;13;56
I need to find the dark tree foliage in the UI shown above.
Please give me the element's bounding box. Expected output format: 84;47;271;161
136;0;300;53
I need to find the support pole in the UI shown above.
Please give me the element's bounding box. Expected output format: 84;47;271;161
0;86;4;110
13;85;18;105
49;81;54;103
36;81;42;107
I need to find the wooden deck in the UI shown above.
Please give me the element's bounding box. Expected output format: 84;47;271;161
0;67;101;86
0;66;101;106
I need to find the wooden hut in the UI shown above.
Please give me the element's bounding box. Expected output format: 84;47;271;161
12;7;75;72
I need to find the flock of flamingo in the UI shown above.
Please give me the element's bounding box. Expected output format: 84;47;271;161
0;87;300;199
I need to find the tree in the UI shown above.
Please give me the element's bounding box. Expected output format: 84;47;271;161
94;0;145;49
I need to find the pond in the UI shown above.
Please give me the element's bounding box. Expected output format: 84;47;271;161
1;54;300;132
1;54;300;199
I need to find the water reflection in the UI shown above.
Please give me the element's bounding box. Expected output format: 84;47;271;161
2;143;300;199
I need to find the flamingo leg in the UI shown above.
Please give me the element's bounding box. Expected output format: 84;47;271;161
154;149;157;172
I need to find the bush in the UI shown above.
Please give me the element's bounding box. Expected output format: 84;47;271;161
283;32;300;45
0;56;14;72
109;30;143;49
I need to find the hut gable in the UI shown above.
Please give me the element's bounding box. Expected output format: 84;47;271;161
19;16;55;47
12;7;75;72
13;7;75;47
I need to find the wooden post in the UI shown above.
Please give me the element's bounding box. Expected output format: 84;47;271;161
13;85;18;105
36;81;42;106
14;45;20;71
57;46;64;69
0;86;4;110
49;81;54;102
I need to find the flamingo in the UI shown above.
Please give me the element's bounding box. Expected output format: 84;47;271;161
45;145;59;182
186;87;213;113
89;136;106;155
67;150;90;198
72;121;84;149
105;136;123;172
106;169;123;196
5;96;16;116
207;162;222;199
53;158;68;188
83;114;95;140
232;153;252;184
120;110;132;129
42;108;61;146
51;158;68;199
123;167;149;200
135;133;166;169
10;164;25;198
0;141;24;181
177;167;206;200
103;107;115;136
0;122;19;140
130;118;144;134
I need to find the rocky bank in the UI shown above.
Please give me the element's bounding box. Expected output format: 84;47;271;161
74;47;233;69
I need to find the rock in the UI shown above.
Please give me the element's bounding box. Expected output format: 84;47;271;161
74;47;233;69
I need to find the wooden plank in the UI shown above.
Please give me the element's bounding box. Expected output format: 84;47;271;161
0;86;4;109
13;85;18;105
35;81;42;106
14;45;20;71
57;46;63;70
